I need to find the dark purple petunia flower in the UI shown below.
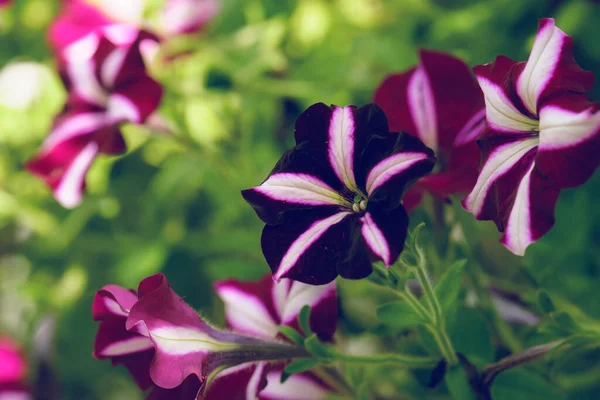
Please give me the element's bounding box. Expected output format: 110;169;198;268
463;18;600;255
204;275;336;399
27;24;162;208
374;50;486;211
243;103;436;285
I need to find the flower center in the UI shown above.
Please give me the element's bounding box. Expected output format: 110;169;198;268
352;194;367;213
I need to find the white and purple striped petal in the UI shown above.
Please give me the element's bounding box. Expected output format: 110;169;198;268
328;106;358;190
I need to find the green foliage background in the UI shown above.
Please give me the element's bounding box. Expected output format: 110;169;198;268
1;0;600;399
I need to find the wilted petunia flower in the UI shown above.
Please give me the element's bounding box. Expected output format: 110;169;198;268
93;274;309;399
204;276;337;399
374;50;485;211
161;0;220;37
243;103;436;285
27;25;162;208
463;18;600;255
0;336;31;400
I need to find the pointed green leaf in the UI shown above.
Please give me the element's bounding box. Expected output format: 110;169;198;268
435;259;467;312
278;325;305;345
376;301;428;329
551;311;580;333
299;305;313;336
281;358;320;383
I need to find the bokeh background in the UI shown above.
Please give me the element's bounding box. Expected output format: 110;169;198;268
1;0;600;399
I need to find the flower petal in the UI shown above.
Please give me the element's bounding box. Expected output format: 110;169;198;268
474;57;539;133
161;0;220;36
374;50;485;153
499;165;560;255
260;370;331;400
214;279;280;338
536;94;600;188
148;375;202;400
328;105;358;190
202;362;266;400
360;204;408;267
362;133;436;206
107;75;163;124
276;280;338;341
94;319;153;358
92;284;139;320
463;136;539;220
261;208;370;285
516;18;594;115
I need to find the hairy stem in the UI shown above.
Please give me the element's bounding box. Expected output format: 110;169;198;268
335;351;438;368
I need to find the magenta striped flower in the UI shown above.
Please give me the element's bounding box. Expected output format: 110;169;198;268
374;50;485;211
463;18;600;255
243;103;436;285
93;274;310;399
27;25;162;208
204;275;337;399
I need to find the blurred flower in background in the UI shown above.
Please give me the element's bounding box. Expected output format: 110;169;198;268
0;336;30;400
160;0;219;37
27;25;163;208
374;50;485;211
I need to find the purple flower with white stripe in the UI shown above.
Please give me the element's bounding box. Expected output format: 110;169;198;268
463;18;600;255
243;103;436;285
204;275;336;399
27;24;162;208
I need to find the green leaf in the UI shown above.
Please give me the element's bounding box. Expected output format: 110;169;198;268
447;307;494;363
304;334;333;360
444;365;478;400
357;382;371;400
376;301;428;329
281;358;320;383
299;305;313;336
434;259;467;312
551;311;580;333
491;368;565;400
537;290;556;314
278;326;305;345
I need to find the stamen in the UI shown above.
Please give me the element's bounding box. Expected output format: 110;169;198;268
352;203;360;213
359;200;367;210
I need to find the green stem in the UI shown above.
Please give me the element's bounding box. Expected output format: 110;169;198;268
412;254;459;366
397;290;431;320
335;352;438;368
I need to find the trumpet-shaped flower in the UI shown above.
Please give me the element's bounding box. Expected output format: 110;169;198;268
463;18;600;255
27;25;162;208
374;50;486;210
243;103;436;285
93;274;309;399
204;275;337;399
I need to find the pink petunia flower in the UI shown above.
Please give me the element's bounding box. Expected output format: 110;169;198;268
204;275;337;399
27;25;162;208
463;18;600;255
374;50;486;211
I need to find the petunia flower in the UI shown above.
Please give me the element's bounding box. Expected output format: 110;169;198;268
93;274;309;399
203;275;337;399
27;24;162;208
243;103;436;285
161;0;220;37
463;18;600;255
374;50;486;211
48;0;147;52
0;336;31;400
